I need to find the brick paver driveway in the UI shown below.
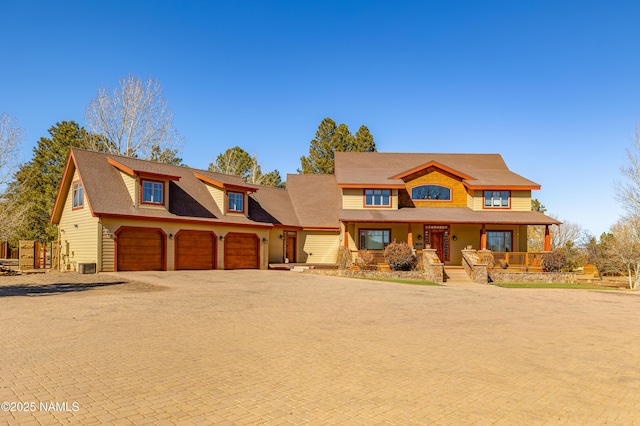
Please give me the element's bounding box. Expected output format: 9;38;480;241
2;270;640;424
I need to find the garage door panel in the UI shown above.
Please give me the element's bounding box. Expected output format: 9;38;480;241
117;228;165;271
225;234;259;270
176;231;215;270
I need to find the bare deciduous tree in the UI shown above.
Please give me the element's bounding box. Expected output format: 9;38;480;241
0;113;28;241
84;74;184;160
617;127;640;216
0;113;24;189
609;217;640;290
550;217;584;250
209;146;283;187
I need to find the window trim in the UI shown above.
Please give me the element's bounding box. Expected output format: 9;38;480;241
227;191;245;214
483;190;511;209
363;189;392;208
140;179;165;205
410;184;452;202
358;228;391;250
72;181;84;210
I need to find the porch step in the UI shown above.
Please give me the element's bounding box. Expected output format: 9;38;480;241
291;266;310;273
444;268;477;286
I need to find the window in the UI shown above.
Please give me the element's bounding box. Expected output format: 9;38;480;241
364;189;391;206
72;182;83;209
228;192;244;212
484;191;510;208
142;180;164;204
411;185;451;201
486;231;512;252
359;229;390;250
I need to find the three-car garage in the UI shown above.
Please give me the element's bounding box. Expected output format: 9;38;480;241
114;227;260;271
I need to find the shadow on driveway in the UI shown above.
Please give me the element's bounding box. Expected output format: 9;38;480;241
0;281;128;297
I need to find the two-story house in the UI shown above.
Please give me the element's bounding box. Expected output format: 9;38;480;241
332;152;560;265
50;149;559;271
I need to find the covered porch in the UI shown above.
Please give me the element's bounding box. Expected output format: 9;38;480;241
339;209;561;267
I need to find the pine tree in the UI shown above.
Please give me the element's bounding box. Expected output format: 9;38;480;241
5;121;103;240
299;118;377;174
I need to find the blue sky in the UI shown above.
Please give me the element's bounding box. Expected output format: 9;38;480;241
2;0;639;237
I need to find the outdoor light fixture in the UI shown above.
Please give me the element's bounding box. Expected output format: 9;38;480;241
219;235;224;241
262;238;268;243
417;234;422;241
452;235;458;241
169;233;174;240
279;234;284;239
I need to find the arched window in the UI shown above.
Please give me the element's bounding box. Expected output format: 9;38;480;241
411;185;451;201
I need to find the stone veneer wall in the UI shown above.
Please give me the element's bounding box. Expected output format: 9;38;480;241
461;249;489;284
489;272;576;283
422;249;444;284
307;269;427;280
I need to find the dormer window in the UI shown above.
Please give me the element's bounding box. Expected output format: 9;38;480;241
141;180;164;205
411;185;451;201
364;189;391;207
228;191;244;213
484;190;510;208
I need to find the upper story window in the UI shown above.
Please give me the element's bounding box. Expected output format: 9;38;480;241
228;191;244;213
141;180;164;205
365;189;391;207
484;190;510;208
72;182;83;209
411;185;451;201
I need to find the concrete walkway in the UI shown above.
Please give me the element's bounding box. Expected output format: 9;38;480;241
2;270;640;424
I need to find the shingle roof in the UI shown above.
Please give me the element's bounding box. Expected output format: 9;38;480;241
63;149;270;227
334;152;540;188
51;149;556;230
285;174;341;228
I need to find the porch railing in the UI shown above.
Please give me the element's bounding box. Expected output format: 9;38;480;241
492;252;545;269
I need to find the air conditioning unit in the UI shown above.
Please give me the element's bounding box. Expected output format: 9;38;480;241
78;263;96;274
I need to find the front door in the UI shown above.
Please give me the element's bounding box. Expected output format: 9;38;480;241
430;231;445;262
284;231;297;263
425;225;449;262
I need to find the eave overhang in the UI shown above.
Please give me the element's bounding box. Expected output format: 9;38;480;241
108;157;181;181
193;172;257;193
391;161;476;181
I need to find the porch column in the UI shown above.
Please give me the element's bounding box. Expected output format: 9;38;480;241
544;225;551;252
407;223;413;246
480;224;487;250
343;221;349;248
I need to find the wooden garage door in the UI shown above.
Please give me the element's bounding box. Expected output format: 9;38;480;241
225;233;259;269
176;231;216;270
116;228;165;271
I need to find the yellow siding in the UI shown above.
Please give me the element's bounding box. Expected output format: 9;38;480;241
100;223;115;272
467;190;474;208
342;188;397;210
511;191;532;211
268;229;285;263
405;169;467;207
449;225;482;265
299;231;340;263
203;184;225;213
119;170;137;206
58;170;99;271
